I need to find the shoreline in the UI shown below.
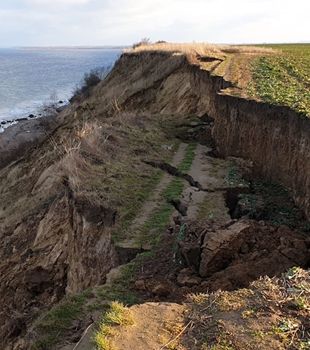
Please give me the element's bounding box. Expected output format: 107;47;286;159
0;111;61;169
0;99;68;133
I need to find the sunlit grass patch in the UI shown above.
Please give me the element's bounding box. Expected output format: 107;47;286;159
94;302;134;350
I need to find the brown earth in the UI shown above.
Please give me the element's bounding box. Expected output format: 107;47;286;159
111;302;186;350
128;219;309;301
179;219;310;291
92;51;310;219
94;269;310;350
0;48;309;350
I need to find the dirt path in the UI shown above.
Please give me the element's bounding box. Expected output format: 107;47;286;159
68;303;186;350
131;143;187;230
179;144;231;223
116;143;187;249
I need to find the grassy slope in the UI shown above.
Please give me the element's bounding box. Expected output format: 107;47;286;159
248;44;310;117
30;140;198;349
23;43;310;349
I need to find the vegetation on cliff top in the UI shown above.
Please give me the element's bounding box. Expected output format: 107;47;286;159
128;41;310;117
249;44;310;117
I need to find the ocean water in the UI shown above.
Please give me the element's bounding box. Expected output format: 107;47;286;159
0;47;121;123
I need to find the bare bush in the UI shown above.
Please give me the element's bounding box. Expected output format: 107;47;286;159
53;119;115;196
132;38;151;49
70;67;110;103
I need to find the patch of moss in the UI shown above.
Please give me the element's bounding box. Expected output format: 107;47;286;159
252;180;309;231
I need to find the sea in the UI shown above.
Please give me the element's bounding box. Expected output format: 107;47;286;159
0;47;121;128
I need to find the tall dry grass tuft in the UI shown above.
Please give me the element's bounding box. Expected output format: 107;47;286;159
51;120;111;198
54;113;142;203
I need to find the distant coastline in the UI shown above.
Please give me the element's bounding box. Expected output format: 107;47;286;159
13;46;127;50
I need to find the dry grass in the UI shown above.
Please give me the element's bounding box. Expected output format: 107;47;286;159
183;268;310;349
127;42;275;57
126;42;276;94
47;110;177;229
51;119;111;197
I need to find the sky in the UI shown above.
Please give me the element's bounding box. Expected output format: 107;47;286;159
0;0;309;47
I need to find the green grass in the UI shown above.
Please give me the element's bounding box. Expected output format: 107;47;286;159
113;168;163;242
31;143;196;349
137;143;197;246
225;163;249;188
178;143;196;172
94;301;134;350
96;261;141;305
31;291;92;350
249;44;310;116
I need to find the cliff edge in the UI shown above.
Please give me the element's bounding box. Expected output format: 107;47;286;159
0;45;309;350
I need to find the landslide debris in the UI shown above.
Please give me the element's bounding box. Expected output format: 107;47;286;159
178;219;310;291
1;47;310;350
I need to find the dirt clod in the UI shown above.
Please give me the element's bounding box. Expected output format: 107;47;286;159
151;282;173;297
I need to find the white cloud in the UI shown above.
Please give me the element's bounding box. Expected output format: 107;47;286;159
24;0;91;9
0;0;309;46
26;0;91;4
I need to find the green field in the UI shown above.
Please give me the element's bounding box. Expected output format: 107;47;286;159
249;44;310;117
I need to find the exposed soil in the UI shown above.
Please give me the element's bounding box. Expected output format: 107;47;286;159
53;134;309;350
1;49;310;350
111;303;186;350
91;268;310;350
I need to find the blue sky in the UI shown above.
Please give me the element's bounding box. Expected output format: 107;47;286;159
0;0;309;46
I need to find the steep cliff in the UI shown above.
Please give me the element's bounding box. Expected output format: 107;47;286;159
98;51;310;218
0;49;309;349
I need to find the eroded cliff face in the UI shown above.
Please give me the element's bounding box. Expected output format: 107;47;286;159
0;50;309;349
101;52;310;218
212;95;310;219
0;182;117;346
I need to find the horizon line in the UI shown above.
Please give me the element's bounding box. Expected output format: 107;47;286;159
0;41;309;49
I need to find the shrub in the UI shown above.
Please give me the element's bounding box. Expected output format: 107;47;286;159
71;67;109;103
